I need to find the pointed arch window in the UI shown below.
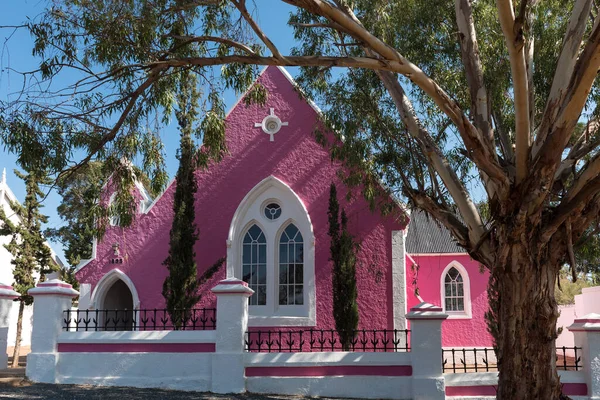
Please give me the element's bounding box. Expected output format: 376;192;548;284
444;267;464;312
227;176;316;326
441;262;472;319
279;224;304;306
242;224;267;305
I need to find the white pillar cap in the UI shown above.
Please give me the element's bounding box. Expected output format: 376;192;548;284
28;279;79;298
568;313;600;332
406;302;449;320
211;278;254;297
0;283;19;299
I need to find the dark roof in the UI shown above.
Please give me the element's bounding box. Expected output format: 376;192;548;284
405;210;466;254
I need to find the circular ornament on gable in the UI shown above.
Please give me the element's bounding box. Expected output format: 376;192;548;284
261;114;283;135
264;203;282;220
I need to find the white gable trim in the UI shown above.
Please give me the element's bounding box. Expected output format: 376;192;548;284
391;230;408;330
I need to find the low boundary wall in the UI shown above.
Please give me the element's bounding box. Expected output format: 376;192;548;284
15;278;600;399
445;371;588;400
53;330;216;390
246;352;413;399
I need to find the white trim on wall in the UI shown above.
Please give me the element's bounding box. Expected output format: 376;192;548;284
440;261;472;319
226;175;316;327
391;230;407;330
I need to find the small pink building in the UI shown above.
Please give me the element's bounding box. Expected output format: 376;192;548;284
74;66;492;347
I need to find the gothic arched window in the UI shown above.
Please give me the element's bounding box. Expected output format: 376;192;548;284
227;176;316;326
441;262;472;319
242;224;267;306
278;224;304;306
444;267;464;312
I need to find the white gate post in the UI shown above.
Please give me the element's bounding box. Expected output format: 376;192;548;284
568;313;600;399
26;279;79;383
0;283;19;368
407;302;448;400
210;277;254;394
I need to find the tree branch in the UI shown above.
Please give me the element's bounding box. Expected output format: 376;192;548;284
565;152;600;202
566;218;578;282
531;16;600;201
496;0;531;183
455;0;493;144
543;174;600;242
166;35;257;55
533;0;593;156
284;0;510;195
56;65;167;182
232;0;285;61
493;111;515;165
376;70;487;248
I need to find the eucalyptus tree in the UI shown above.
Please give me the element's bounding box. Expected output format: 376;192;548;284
2;0;600;397
44;161;108;269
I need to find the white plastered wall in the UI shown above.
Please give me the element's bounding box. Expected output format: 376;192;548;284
245;352;413;400
57;352;213;391
0;179;34;347
392;230;408;330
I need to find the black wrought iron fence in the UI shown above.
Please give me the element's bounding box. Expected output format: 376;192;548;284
442;346;582;373
62;308;216;331
245;329;410;352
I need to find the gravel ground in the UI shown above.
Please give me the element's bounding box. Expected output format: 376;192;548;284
0;382;336;400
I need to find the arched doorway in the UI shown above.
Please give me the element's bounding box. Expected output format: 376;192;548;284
90;269;140;331
101;279;134;330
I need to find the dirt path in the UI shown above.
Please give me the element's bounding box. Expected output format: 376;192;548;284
0;382;342;400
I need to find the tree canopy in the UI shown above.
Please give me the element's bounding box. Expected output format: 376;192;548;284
2;0;600;398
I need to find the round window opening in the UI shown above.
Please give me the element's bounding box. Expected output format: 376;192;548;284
264;203;282;220
264;116;281;134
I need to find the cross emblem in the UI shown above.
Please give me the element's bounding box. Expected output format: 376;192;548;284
254;108;289;141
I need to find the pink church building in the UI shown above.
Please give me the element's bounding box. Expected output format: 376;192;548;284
73;66;493;348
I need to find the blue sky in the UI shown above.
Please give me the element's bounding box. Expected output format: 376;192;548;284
0;0;300;263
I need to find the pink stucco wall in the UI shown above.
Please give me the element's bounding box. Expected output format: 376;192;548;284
76;66;406;330
406;254;493;347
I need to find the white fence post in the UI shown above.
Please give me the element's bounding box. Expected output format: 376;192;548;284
0;283;19;368
407;302;448;400
210;277;254;394
568;313;600;399
26;279;79;383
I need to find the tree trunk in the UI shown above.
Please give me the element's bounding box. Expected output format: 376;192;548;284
10;301;24;369
491;241;563;399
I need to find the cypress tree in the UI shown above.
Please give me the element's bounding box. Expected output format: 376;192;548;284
327;183;359;350
0;169;55;367
162;74;201;329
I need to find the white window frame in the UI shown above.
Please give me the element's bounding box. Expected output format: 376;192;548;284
440;261;472;319
227;176;316;327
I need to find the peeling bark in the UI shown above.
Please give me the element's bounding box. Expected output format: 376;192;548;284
491;244;562;399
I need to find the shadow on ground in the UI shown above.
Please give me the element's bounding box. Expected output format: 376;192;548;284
0;382;332;400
